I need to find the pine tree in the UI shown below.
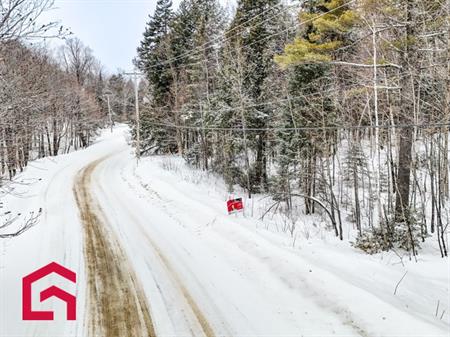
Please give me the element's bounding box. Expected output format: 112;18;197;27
275;0;357;65
180;0;226;169
223;0;285;194
107;74;134;121
272;0;355;215
137;0;174;107
136;0;177;154
150;0;226;162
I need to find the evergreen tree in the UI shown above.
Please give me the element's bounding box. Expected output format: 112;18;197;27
144;0;226;160
272;0;356;214
107;74;134;122
275;0;357;65
137;0;174;106
224;0;285;193
136;0;177;154
178;0;226;169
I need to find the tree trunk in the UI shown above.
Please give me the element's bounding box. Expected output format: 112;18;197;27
395;0;416;223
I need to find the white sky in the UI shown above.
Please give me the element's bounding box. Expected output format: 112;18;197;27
45;0;178;73
45;0;234;74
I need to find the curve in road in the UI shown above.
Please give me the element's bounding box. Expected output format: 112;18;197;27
74;157;156;337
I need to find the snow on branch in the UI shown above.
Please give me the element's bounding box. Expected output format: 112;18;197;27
0;208;42;239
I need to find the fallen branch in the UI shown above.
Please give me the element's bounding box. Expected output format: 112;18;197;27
394;271;408;295
0;209;42;239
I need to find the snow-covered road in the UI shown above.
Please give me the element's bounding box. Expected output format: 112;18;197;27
1;126;449;337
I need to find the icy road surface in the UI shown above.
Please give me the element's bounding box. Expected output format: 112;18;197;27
1;126;449;337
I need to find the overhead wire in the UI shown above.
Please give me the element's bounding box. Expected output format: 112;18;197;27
147;1;303;68
142;0;357;72
144;121;450;132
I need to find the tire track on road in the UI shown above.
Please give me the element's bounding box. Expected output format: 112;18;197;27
74;158;156;337
102;176;218;337
126;159;374;337
101;155;221;337
138;228;217;337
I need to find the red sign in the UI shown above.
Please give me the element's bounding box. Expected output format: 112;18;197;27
227;198;244;214
22;262;76;321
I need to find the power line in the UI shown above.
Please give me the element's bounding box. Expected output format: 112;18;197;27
145;121;450;132
140;0;356;76
149;2;302;68
146;0;356;70
137;0;356;86
242;0;357;52
165;83;361;116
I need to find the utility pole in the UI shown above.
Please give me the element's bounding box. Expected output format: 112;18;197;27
103;89;114;133
105;93;113;133
124;71;143;162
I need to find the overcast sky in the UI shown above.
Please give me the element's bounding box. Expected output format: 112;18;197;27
46;0;177;73
46;0;234;74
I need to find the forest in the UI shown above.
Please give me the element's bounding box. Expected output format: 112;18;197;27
135;0;450;257
0;2;448;335
0;0;449;257
0;0;137;237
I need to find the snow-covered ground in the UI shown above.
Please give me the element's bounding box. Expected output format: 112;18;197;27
1;125;449;337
